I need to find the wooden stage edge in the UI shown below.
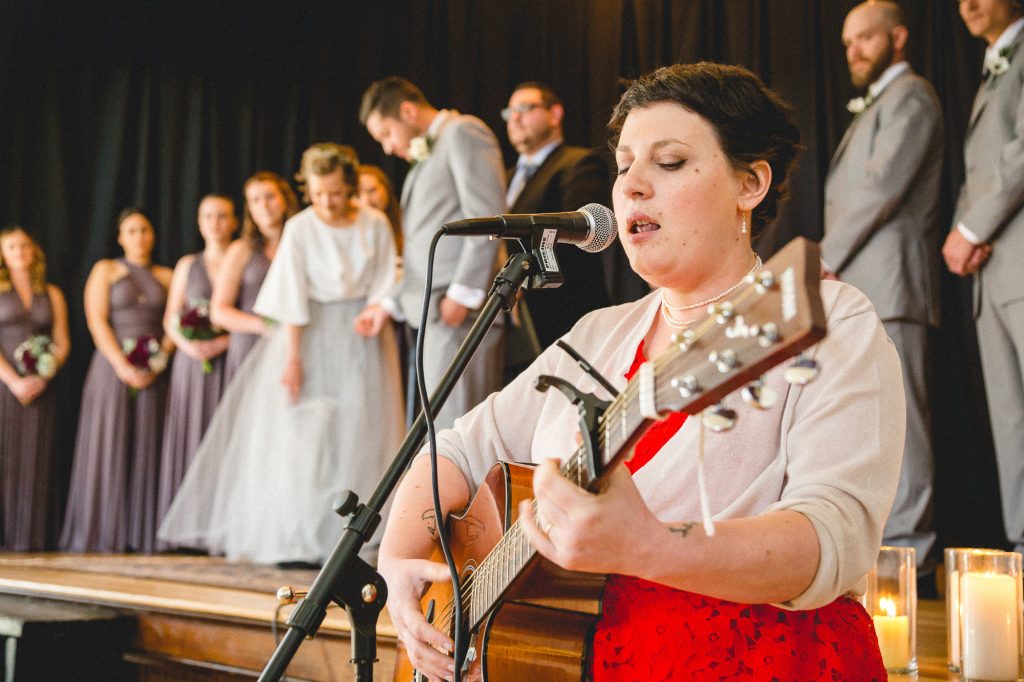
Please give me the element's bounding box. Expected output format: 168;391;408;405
0;553;960;681
0;553;398;681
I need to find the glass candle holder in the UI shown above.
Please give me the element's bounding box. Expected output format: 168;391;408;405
957;549;1023;682
945;548;1002;672
865;546;917;673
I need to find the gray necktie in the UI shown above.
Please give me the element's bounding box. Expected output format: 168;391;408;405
506;162;537;207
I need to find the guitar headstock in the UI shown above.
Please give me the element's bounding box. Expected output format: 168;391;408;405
644;237;827;419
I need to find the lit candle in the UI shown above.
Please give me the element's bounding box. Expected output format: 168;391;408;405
872;597;911;671
961;572;1020;680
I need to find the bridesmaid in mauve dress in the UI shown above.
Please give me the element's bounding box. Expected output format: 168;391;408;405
0;226;70;551
155;195;235;537
211;171;298;384
60;209;173;554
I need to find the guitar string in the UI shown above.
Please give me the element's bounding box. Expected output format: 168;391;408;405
427;283;763;634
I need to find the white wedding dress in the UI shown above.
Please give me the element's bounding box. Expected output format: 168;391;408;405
158;206;404;564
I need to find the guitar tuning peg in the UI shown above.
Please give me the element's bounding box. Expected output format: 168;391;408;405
708;301;734;324
708;348;737;374
784;355;819;385
671;328;696;349
702;403;737;432
746;269;776;293
670;374;701;398
757;322;780;348
741;379;778;410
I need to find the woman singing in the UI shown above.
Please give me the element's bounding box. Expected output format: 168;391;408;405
377;63;903;679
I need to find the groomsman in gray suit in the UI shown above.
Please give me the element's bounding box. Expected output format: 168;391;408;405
358;77;506;430
823;1;943;567
944;0;1024;554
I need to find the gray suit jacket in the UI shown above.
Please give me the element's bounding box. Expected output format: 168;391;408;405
397;111;506;323
823;68;943;326
954;33;1024;307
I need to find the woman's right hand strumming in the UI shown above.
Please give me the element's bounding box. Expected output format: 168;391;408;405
378;555;455;681
379;454;471;681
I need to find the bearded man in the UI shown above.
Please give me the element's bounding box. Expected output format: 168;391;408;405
822;0;943;575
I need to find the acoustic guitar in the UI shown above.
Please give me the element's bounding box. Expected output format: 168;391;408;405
393;237;827;681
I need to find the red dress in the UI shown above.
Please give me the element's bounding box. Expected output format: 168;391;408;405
589;342;887;681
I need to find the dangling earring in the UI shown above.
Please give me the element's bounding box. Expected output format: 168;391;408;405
740;212;748;235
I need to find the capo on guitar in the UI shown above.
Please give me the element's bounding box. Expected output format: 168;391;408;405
534;370;610;483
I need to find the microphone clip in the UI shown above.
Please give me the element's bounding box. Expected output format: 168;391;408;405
520;228;565;290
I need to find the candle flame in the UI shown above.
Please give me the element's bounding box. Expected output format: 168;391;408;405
879;596;897;618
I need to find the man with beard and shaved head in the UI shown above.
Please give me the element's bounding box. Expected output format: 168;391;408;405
946;0;1024;557
822;0;943;578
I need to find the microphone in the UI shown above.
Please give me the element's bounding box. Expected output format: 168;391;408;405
442;203;618;253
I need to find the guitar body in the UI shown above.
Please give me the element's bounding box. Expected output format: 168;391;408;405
392;462;605;682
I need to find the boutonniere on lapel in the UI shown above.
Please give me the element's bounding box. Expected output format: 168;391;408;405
408;135;433;164
983;47;1012;82
846;93;875;115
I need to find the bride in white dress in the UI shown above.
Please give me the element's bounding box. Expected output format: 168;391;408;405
158;144;404;564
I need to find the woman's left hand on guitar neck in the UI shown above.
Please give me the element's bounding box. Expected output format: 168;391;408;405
520;459;662;576
519;457;821;605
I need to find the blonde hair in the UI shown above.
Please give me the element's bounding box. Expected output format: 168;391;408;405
295;143;359;204
0;226;47;294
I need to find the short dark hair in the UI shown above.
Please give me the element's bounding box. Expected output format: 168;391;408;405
359;76;430;125
608;62;802;233
117;206;149;228
512;81;562;108
198;193;235;210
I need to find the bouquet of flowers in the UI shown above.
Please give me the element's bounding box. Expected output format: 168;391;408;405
123;334;168;374
174;299;224;374
14;334;58;380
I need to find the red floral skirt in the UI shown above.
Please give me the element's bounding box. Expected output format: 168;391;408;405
590;575;886;681
588;342;887;679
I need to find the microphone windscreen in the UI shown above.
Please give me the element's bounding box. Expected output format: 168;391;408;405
579;203;618;253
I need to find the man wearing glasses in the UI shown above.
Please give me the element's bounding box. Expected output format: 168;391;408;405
501;82;612;364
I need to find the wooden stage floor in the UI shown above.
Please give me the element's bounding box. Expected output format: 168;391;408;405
0;553;399;680
0;553;960;681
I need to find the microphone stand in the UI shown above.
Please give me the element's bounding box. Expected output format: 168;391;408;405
258;249;543;682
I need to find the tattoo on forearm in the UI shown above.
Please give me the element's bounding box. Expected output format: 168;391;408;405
421;509;438;538
669;522;696;538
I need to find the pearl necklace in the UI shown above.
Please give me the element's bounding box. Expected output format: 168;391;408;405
659;254;762;329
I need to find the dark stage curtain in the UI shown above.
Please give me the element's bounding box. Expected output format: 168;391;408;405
0;0;1005;552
